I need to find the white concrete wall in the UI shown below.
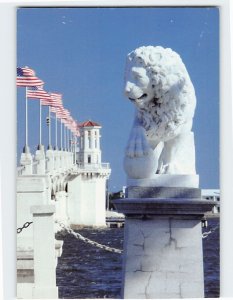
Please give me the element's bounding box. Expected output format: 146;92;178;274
54;191;69;231
31;205;58;299
17;175;52;250
68;175;106;226
122;217;204;299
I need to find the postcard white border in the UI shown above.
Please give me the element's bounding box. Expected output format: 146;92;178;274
0;0;232;299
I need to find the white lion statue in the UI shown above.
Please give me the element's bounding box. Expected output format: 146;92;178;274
124;46;197;179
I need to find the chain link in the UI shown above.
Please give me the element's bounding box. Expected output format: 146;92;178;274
17;221;33;234
202;224;219;239
56;221;123;254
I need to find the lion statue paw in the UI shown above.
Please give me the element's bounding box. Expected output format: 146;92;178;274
125;126;150;158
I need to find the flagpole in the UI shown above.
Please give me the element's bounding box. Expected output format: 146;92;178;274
39;100;42;146
48;106;51;149
25;86;28;153
64;124;66;150
60;120;63;150
55;113;58;149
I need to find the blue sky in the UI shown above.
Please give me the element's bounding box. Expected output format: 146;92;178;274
17;7;219;191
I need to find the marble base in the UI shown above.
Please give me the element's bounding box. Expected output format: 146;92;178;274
122;217;204;299
113;186;215;299
126;186;201;199
127;174;199;188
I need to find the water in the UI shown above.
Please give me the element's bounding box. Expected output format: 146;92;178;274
203;218;220;298
56;218;219;299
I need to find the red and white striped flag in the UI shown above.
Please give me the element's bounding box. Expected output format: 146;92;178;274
27;86;51;100
41;99;63;107
50;93;62;103
17;67;44;87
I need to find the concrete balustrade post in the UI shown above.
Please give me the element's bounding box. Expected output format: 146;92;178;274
114;187;215;299
30;205;58;299
20;151;33;175
59;150;63;171
68;151;71;167
61;151;65;170
65;151;69;170
53;150;60;172
70;151;73;167
54;191;69;231
66;151;70;169
62;151;67;171
46;149;54;173
60;151;64;171
35;146;45;175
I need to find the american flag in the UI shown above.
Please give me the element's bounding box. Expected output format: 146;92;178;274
17;67;44;87
70;119;80;136
64;117;80;136
50;93;62;103
27;86;51;100
50;106;60;114
52;106;64;115
17;67;35;77
56;108;70;118
41;99;62;107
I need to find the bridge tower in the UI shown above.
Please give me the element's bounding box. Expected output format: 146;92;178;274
78;120;102;165
68;120;111;227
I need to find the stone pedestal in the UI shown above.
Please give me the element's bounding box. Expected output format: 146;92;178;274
53;150;60;171
68;174;108;227
20;151;33;175
35;147;45;175
17;175;51;251
113;187;215;299
31;205;58;299
127;174;199;188
46;149;54;173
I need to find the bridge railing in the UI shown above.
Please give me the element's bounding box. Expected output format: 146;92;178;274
18;150;76;176
17;166;26;176
32;160;39;174
76;162;110;170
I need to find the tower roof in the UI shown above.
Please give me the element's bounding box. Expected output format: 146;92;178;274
79;120;101;128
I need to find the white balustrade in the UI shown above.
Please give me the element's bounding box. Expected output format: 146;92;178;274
53;150;60;172
46;149;54;173
30;205;58;299
20;151;33;175
35;147;46;175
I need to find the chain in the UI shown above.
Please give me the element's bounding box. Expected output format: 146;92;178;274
202;224;219;239
56;221;123;254
17;221;33;234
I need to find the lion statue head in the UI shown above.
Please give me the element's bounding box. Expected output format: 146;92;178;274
124;46;196;142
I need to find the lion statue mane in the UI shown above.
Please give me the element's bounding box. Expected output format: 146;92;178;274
124;46;197;177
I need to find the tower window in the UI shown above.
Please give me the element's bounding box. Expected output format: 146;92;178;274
87;131;91;148
88;155;91;164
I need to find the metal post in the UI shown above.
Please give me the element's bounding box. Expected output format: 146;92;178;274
64;124;66;150
55;114;57;149
48;106;51;149
68;129;70;152
60;120;63;150
74;135;76;164
39;100;42;146
25;87;29;152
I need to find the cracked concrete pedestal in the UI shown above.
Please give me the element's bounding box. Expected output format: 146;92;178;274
113;187;215;299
